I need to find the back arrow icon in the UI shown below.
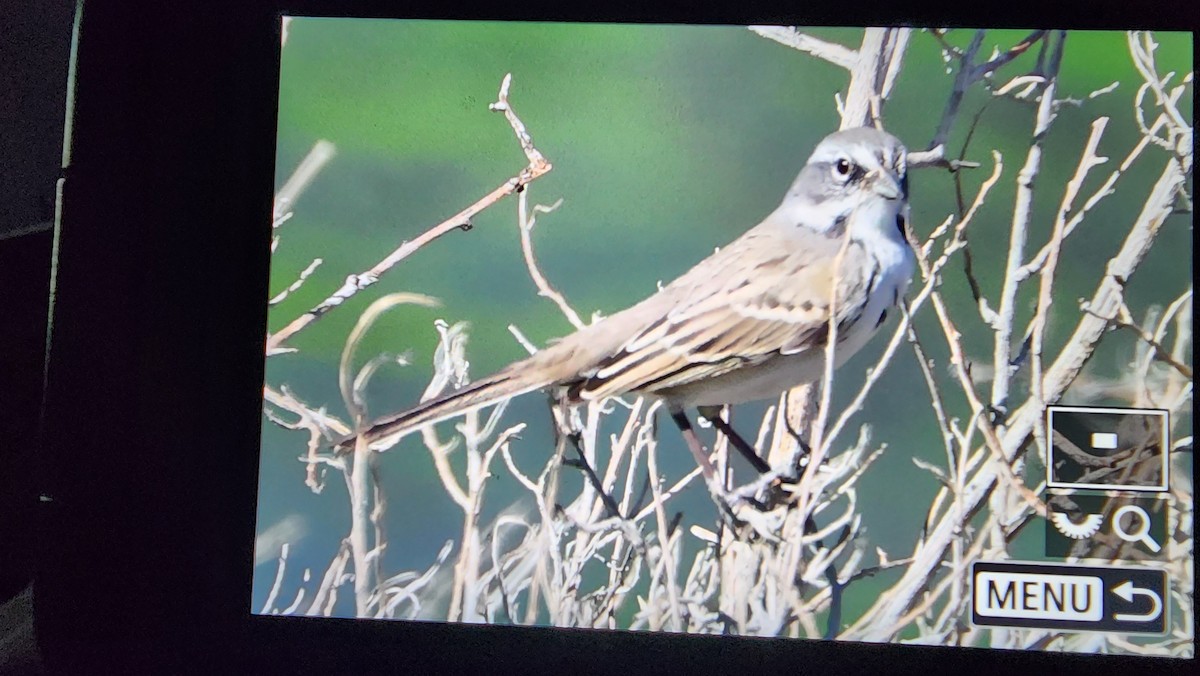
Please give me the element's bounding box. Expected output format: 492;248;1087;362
1111;580;1163;622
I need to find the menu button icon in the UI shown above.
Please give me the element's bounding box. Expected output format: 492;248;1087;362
972;561;1167;634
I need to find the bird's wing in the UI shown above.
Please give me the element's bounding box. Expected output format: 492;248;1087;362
563;228;872;401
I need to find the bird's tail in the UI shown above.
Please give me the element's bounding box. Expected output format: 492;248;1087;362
333;365;553;454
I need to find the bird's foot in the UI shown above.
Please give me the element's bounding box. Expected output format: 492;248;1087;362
705;478;786;543
730;466;800;509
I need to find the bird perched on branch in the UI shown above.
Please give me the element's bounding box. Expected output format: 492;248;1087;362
336;127;914;503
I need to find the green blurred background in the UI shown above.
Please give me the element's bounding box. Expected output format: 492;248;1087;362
254;20;1192;628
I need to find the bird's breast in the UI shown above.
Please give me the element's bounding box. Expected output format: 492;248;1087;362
665;241;913;409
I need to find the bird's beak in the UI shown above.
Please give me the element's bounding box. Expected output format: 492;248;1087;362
871;171;904;201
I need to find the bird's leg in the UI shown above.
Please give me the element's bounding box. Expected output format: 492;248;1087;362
562;431;623;519
697;406;772;475
696;407;797;512
669;409;770;519
669;409;718;481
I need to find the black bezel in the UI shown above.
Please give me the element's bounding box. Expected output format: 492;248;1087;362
36;0;1196;672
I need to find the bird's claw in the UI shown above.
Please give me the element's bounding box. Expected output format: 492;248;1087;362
705;479;785;543
730;467;799;509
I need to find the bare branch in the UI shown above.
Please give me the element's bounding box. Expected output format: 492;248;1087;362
267;75;553;352
748;26;857;70
927;30;1046;153
841;28;911;129
517;193;586;329
338;293;440;426
1027;117;1110;448
1114;300;1194;380
645;429;683;631
269;258;323;306
274;139;337;226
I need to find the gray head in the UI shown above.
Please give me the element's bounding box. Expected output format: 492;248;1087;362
780;127;909;235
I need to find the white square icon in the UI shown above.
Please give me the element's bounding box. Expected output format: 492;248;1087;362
1046;405;1169;492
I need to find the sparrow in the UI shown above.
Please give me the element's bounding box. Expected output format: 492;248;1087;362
336;127;914;487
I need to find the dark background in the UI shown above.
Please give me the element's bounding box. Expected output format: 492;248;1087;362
0;2;71;672
0;0;72;603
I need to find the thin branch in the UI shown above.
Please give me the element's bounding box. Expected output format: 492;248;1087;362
633;466;703;523
507;324;540;356
517;193;585;329
269;258;323;306
348;434;376;617
338;293;440;427
1114;300;1193;379
428;434;471;510
274;139;337;225
907;321;958;477
750;26;910;130
990;33;1064;416
267;74;553;352
645;430;683;631
305;542;351;617
803;222;855;486
264;385;348;435
927;30;1046;154
261;543;290;613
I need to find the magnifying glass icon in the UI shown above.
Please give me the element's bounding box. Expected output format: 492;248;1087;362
1112;505;1161;553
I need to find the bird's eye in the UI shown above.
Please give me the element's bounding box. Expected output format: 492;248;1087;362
833;158;854;180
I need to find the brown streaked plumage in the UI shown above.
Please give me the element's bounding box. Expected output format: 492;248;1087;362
335;127;914;461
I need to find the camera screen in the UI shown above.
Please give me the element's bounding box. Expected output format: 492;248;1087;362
254;18;1193;657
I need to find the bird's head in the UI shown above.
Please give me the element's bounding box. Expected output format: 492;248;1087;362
780;127;910;239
